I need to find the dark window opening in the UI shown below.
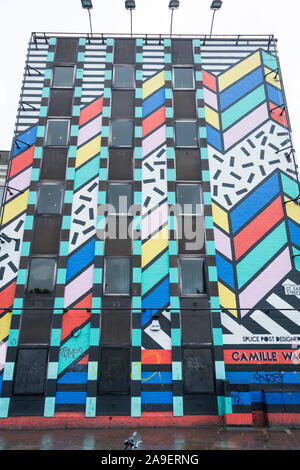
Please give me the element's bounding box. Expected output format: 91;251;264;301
40;148;68;180
111;90;135;119
98;348;131;395
100;310;131;345
31;216;62;255
183;348;215;394
173;91;197;119
48;89;73;117
175;149;201;181
114;39;136;64
108;149;133;180
26;258;56;296
172;40;194;65
13;348;48;395
54;38;78;63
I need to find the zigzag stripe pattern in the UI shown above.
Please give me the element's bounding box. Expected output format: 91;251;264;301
55;97;103;410
213;171;292;319
0;125;37;375
141;70;173;411
203;50;288;154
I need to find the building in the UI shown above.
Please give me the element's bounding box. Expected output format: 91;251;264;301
0;151;9;205
0;32;299;427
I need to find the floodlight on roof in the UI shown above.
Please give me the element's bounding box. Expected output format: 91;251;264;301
81;0;93;9
125;0;136;9
169;0;180;9
211;0;222;9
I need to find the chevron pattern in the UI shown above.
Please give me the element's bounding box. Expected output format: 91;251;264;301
0;125;37;376
55;96;103;411
203;50;288;154
141;70;173;412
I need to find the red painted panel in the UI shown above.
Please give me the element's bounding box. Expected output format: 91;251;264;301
224;349;300;365
60;293;92;342
8;146;35;179
0;281;16;316
142;105;166;138
79;96;103;127
269;101;288;127
202;70;217;92
141;349;172;364
234;196;283;259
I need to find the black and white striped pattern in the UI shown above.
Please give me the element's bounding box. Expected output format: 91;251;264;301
81;41;106;106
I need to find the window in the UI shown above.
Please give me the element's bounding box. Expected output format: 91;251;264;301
36;183;64;215
55;38;78;62
100;310;131;345
177;184;202;214
26;258;56;295
52;66;75;87
174;68;194;89
183;348;215;394
110;121;134;147
175;121;198;147
113;65;135;89
18;298;53;346
45;120;69;146
98;348;131;395
31;216;62;255
107;183;132;214
13;348;48;395
40;148;68;180
104;257;131;295
48;89;73;117
111;90;135;119
180;258;207;295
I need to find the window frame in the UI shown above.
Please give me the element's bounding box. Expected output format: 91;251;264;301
112;65;135;90
35;182;65;216
109;119;134;148
106;182;133;215
178;256;209;297
25;257;58;297
174;120;199;148
173;66;195;90
103;256;132;296
51;65;76;88
176;182;203;216
44;119;70;147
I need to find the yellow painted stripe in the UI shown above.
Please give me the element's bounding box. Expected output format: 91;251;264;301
264;67;281;90
212;203;229;233
0;311;12;342
142;225;169;268
285;196;300;225
205;105;220;130
218;282;237;318
1;190;29;227
218;52;261;92
75;135;101;169
142;70;165;100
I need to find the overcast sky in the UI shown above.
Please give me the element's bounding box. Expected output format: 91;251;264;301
0;0;299;165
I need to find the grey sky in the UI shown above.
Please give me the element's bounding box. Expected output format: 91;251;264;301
0;0;299;165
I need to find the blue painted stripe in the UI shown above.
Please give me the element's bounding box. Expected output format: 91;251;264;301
141;372;172;384
55;391;87;404
142;88;165;118
226;371;300;384
141;391;173;404
288;220;300;248
215;253;235;289
142;277;170;327
14;125;38;156
66;238;96;282
252;391;300;405
206;124;222;151
57;372;88;384
266;83;283;106
231;392;251;405
219;67;263;111
230;172;280;233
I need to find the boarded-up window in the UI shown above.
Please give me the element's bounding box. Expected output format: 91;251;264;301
183;348;215;394
111;90;135;119
172;40;193;65
13;349;48;395
98;348;130;394
31;216;61;255
173;91;197;119
181;310;212;345
100;310;131;345
48;89;73;117
40;148;68;180
175;149;201;181
114;39;136;64
55;38;78;62
108;149;133;180
18;298;53;346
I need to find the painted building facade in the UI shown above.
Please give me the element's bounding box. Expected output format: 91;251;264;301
0;33;299;426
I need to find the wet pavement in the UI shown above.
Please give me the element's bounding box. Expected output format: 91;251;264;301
0;426;300;450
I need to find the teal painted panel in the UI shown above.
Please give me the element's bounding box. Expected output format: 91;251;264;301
57;323;90;374
281;173;299;199
221;85;266;130
142;251;169;296
236;222;287;288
